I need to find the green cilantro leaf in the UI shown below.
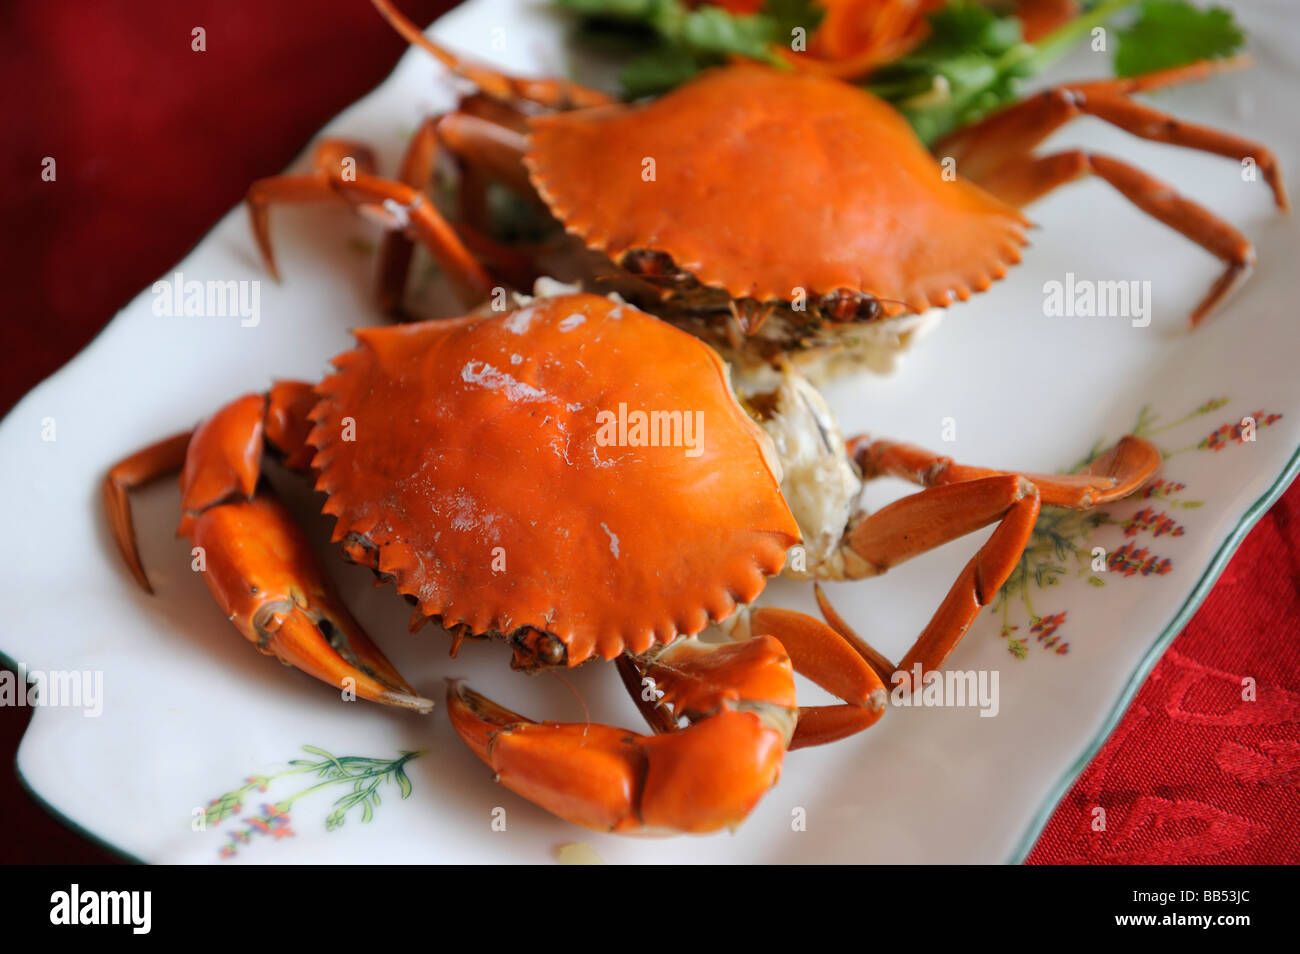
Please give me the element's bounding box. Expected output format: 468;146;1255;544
867;0;1034;144
558;0;801;96
555;0;1249;141
908;0;1024;61
1114;1;1245;77
557;0;675;21
763;0;825;43
621;43;707;98
680;6;777;60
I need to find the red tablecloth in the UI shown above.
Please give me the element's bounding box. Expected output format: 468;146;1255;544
1;0;1295;864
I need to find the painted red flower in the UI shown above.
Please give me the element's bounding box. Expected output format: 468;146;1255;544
1108;541;1173;577
1140;478;1187;500
1122;507;1185;539
1030;613;1068;653
1200;410;1283;451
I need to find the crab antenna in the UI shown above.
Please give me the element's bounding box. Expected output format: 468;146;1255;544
873;296;926;316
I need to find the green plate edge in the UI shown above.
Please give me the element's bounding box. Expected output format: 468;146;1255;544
0;647;142;864
1007;438;1300;865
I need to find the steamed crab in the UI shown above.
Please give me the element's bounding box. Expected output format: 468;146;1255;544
244;0;1287;370
104;292;1158;833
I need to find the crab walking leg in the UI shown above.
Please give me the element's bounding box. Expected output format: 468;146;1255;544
815;473;1043;683
835;437;1159;682
376;118;441;317
937;57;1287;209
446;97;529;238
891;491;1042;689
747;608;888;750
104;384;432;713
845;475;1039;577
377;110;537;314
813;583;897;686
932;61;1286;326
1071;56;1250;97
851;434;1162;509
1075;96;1285;209
439;107;556;290
444;92;536;222
341;175;496;307
978;152;1257;325
245;140;378;282
448;634;798;834
102;431;193;593
371;0;613;110
841;481;1042;691
247;145;493;309
439;111;534;195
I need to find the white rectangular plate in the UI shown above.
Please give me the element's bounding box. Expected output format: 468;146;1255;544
2;0;1297;863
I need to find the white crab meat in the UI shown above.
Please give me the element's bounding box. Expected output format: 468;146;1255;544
743;363;864;580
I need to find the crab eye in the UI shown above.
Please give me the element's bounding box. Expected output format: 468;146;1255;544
817;289;881;324
536;634;567;666
513;627;568;667
621;249;680;279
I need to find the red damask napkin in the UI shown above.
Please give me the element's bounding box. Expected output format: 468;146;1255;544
1027;478;1300;864
0;0;1294;864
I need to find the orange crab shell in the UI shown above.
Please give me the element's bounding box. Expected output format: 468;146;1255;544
525;65;1031;314
308;293;801;666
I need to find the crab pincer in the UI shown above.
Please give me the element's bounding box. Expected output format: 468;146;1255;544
447;609;887;834
104;383;432;712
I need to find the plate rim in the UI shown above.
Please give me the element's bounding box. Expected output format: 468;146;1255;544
4;1;1298;865
1006;441;1300;863
6;709;144;865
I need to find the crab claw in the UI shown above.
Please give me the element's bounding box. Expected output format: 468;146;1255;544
192;494;434;713
447;611;891;834
105;388;433;714
446;636;795;835
447;682;649;832
253;600;434;713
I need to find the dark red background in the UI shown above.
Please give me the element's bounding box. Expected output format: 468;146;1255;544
1;0;1295;863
